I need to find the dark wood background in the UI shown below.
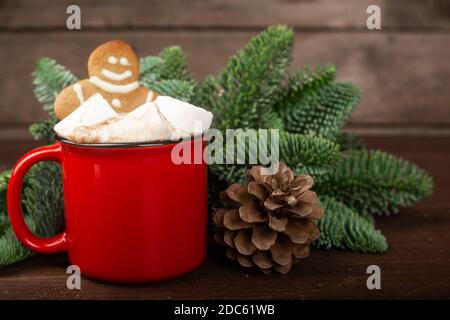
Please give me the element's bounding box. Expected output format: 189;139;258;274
0;0;449;300
1;0;450;147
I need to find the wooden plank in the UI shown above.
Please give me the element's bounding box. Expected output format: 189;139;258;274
0;31;449;128
0;0;449;29
0;140;40;171
0;207;449;299
0;136;449;299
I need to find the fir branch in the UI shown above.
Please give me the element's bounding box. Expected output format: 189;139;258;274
316;150;434;215
0;215;37;267
158;46;195;83
279;131;339;176
29;117;59;144
139;56;164;84
210;163;248;186
314;196;388;253
0;170;11;216
278;67;360;139
21;162;64;235
32;58;78;115
208;129;270;185
212;25;293;130
276;66;336;112
209;130;340;186
0;163;64;267
143;79;195;103
140;47;195;99
192;75;222;112
140;47;195;83
335;132;365;151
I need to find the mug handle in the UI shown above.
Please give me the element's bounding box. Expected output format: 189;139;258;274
7;143;67;254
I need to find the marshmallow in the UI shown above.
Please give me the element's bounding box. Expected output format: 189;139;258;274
102;102;173;143
54;94;214;144
54;94;118;141
155;96;213;138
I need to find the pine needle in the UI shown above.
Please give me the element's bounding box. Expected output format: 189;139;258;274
316;150;434;215
314;196;388;253
32;58;78;115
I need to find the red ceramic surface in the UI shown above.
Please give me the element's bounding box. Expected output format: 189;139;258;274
7;139;208;283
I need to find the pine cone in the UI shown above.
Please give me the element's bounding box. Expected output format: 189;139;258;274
212;162;324;274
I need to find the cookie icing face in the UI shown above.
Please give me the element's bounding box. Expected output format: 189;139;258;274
87;40;140;86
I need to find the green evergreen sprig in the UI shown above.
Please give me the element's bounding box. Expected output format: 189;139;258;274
0;170;10;216
0;214;36;267
279;131;340;176
139;56;164;83
0;163;63;267
158;46;195;83
314;196;388;253
208;130;340;185
32;58;78;116
317;150;434;215
211;25;293;130
140;46;195;92
144;79;195;102
192;75;222;111
335;132;365;151
278;69;360;139
29;117;59;143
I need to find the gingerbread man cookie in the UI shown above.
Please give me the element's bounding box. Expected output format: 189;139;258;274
54;40;158;119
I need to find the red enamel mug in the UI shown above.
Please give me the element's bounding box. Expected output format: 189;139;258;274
7;137;208;283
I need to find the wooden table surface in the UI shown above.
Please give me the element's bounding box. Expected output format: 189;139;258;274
0;136;449;299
